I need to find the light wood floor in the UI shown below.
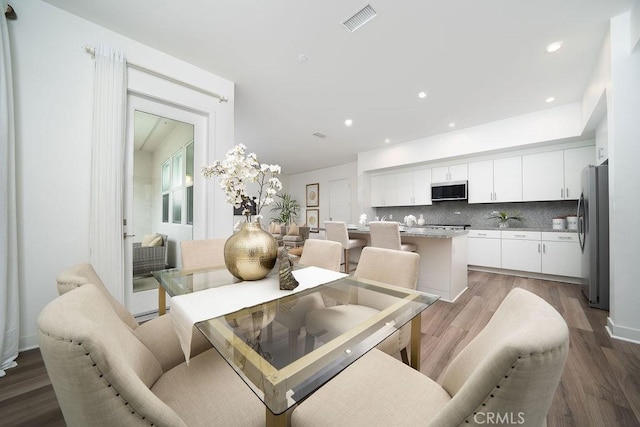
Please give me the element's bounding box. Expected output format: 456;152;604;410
1;271;639;426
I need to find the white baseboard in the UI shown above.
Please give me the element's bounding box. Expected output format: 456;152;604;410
606;317;640;344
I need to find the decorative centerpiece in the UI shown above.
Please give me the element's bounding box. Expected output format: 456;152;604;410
202;144;282;280
488;211;523;228
359;213;367;227
404;215;417;227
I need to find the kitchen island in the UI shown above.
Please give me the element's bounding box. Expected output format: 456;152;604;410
349;227;468;302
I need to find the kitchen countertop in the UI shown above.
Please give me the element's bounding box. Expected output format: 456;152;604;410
468;227;578;233
348;227;468;239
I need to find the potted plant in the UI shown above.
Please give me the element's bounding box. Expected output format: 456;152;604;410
488;211;523;228
271;193;300;226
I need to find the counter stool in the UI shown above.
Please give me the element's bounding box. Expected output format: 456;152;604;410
324;221;366;273
369;221;418;252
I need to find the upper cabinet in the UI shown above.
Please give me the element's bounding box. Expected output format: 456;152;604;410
371;168;432;207
397;168;432;206
432;163;468;183
522;151;564;201
522;146;593;201
563;146;594;199
468;156;522;204
370;173;397;207
368;144;594;207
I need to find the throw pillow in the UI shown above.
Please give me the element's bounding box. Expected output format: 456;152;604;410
141;234;158;247
148;235;163;247
287;223;299;236
270;222;280;234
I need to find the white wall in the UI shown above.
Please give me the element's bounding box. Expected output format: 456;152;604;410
11;0;234;349
287;162;359;228
357;102;583;174
607;11;640;342
582;32;611;128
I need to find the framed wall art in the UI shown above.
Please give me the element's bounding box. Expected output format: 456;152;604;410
306;209;320;232
306;183;319;207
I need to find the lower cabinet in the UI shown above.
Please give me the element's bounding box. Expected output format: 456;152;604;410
467;230;501;268
468;229;581;279
501;231;542;273
540;232;581;277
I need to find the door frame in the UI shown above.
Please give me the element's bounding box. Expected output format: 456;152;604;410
124;94;209;316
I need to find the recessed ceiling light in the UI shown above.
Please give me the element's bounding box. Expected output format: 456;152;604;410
344;119;353;127
418;91;427;99
546;42;563;53
448;122;456;128
298;54;309;63
384;138;391;143
545;97;556;103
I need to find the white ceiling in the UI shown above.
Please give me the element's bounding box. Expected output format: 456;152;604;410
44;0;632;174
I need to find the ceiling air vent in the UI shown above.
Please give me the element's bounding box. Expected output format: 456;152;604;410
342;5;377;33
312;132;327;139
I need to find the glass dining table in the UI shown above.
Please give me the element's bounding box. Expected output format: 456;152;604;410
153;265;439;426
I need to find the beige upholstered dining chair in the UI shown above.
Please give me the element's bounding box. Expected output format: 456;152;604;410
324;221;366;273
55;263;211;371
292;288;570;427
273;239;343;359
180;238;226;271
368;221;417;252
298;239;342;271
38;283;265;427
304;247;420;362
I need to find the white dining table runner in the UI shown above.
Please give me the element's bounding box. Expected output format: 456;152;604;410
170;266;347;363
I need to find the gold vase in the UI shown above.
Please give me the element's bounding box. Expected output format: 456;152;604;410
224;221;278;281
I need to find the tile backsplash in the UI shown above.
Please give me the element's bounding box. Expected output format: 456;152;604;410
375;200;578;229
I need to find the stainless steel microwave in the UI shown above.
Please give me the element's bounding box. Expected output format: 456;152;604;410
431;181;468;201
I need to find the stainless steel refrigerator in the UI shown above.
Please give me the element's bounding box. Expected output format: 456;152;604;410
577;163;609;310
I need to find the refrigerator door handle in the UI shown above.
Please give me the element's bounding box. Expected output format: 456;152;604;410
577;193;585;251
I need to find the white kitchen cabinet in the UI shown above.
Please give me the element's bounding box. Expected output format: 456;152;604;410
494;156;523;202
563;146;594;200
467;230;501;268
541;232;581;277
432;163;467;183
371;168;431;207
522;147;594;202
467;160;493;203
396;171;414;206
468;156;522;203
501;231;542;273
370;173;397;207
522;151;564;201
412;168;432;205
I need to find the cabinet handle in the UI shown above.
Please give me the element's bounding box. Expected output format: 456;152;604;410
561;188;564;198
494;192;497;201
557;236;572;240
477;233;487;236
538;243;541;253
542;243;546;253
515;234;526;238
566;188;569;198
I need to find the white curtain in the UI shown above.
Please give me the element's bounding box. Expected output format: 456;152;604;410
0;0;19;377
89;45;127;302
